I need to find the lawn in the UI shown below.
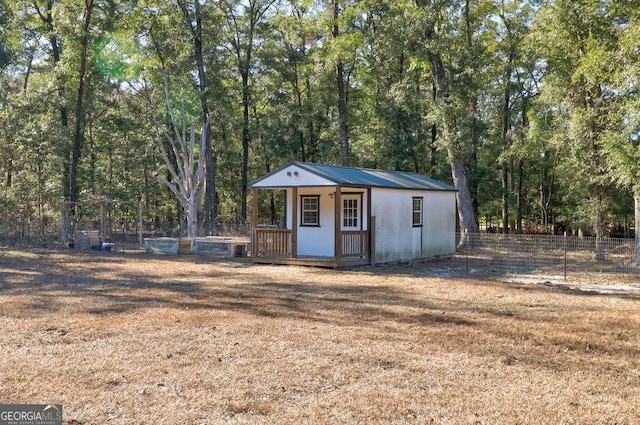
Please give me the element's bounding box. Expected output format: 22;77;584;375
0;249;638;424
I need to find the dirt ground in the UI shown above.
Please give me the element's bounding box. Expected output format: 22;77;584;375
0;248;638;424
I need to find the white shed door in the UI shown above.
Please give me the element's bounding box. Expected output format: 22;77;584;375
341;195;360;230
412;227;422;257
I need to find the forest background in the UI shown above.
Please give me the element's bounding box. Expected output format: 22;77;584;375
0;0;639;243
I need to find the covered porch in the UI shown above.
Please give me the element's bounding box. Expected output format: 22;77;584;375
251;185;372;268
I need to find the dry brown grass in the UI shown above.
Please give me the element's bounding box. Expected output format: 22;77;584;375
0;249;638;424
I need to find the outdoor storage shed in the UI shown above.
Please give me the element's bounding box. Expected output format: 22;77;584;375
250;162;458;267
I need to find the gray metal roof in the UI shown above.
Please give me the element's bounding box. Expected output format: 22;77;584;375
252;162;457;191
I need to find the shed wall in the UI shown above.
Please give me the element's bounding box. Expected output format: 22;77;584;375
288;187;336;256
371;189;456;263
254;164;334;188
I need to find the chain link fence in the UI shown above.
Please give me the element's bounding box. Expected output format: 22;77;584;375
1;218;637;283
0;218;59;247
459;233;640;281
0;214;250;249
144;214;250;238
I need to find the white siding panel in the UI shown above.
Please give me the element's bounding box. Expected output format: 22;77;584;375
371;188;456;263
295;187;335;257
371;189;413;262
253;164;335;188
422;191;457;256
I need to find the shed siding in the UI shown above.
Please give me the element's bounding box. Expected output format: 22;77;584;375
371;188;456;263
290;187;336;257
422;191;457;256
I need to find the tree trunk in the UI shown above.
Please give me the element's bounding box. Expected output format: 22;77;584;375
293;62;307;161
196;24;216;232
634;193;640;263
219;0;276;220
37;149;46;237
305;76;316;161
470;117;480;226
36;1;71;245
448;147;479;243
69;0;95;206
186;194;199;239
336;61;349;166
428;47;478;244
594;188;606;262
241;69;250;220
501;62;512;234
177;0;217;232
516;159;524;234
516;96;529;234
465;0;480;227
332;0;349;166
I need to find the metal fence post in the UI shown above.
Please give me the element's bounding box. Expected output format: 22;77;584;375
465;228;469;273
564;231;567;281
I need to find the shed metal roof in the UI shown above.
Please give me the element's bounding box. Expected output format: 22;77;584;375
251;162;457;191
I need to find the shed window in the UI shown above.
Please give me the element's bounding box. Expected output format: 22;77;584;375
301;195;320;226
343;198;359;228
412;197;423;227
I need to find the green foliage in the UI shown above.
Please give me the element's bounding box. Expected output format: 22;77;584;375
0;0;638;236
94;33;144;82
0;0;13;70
525;0;638;234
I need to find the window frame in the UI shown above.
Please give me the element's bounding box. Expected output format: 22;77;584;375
342;197;359;229
340;192;364;230
300;195;321;227
412;196;424;227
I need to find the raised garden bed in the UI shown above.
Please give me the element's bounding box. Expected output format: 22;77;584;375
144;238;180;255
193;237;248;258
144;237;248;258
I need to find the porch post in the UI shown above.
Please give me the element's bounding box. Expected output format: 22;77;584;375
291;187;298;258
367;187;372;264
334;186;342;261
252;188;259;258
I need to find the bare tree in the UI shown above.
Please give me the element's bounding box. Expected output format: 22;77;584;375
152;71;210;238
175;0;217;230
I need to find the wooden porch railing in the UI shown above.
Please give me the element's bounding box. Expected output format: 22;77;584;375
254;228;291;257
341;230;368;258
254;228;368;259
